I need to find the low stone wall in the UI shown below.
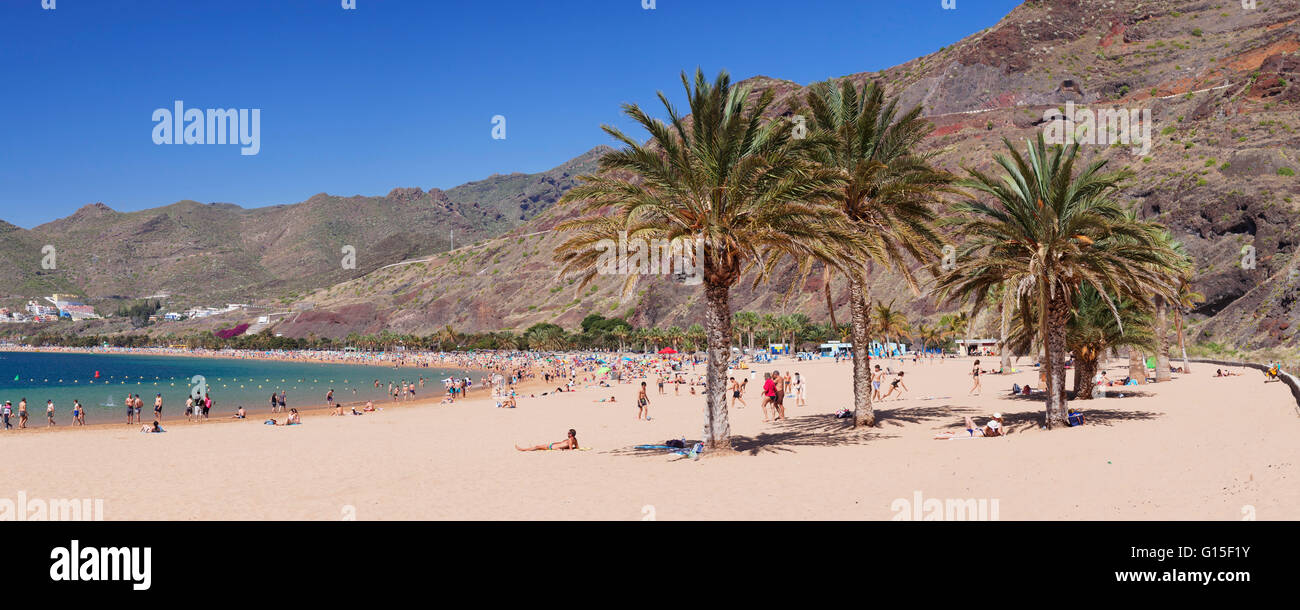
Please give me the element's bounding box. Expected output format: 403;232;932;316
1186;358;1300;414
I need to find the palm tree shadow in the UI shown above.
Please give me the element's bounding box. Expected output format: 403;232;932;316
729;413;898;455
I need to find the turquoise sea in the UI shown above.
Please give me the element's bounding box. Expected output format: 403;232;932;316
0;351;473;426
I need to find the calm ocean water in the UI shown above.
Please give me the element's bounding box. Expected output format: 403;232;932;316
0;351;473;425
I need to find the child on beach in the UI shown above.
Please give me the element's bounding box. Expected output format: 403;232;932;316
881;372;909;400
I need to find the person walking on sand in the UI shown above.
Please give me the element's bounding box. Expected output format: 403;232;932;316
637;381;651;421
772;369;786;421
18;398;28;429
729;376;746;409
760;372;775;422
970;359;983;396
881;371;909;400
794;372;806;407
871;365;885;401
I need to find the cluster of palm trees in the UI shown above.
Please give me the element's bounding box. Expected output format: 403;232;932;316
554;69;1193;449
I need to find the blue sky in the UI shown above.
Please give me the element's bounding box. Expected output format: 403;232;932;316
0;0;1021;228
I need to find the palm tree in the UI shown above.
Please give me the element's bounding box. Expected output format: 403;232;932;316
610;325;631;353
942;311;971;355
554;69;858;449
1151;229;1194;382
935;135;1179;427
759;313;779;349
1173;276;1205;374
802;78;953;426
732;311;760;352
873;299;910;354
1063;287;1154;399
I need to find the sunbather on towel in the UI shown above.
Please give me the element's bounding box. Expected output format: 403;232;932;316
516;429;579;451
933;414;1004;439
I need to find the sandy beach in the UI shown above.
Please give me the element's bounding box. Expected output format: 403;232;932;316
3;354;1296;521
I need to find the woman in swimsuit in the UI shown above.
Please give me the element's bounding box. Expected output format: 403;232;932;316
516;429;579;452
970;359;983;395
934;414;1004;439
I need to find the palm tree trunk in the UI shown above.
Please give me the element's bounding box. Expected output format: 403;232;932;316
1155;298;1171;382
1074;353;1097;399
1041;286;1070;426
1128;346;1146;384
823;267;838;329
999;288;1012;372
848;275;875;427
702;282;733;450
1177;312;1190;374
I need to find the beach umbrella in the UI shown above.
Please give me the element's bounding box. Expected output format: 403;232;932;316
657;347;678;354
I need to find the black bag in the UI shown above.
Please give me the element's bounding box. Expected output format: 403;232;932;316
666;439;686;448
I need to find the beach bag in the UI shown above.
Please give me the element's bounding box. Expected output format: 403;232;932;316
666;439;686;449
835;408;852;419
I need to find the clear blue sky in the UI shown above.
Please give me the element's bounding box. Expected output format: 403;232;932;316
0;0;1021;228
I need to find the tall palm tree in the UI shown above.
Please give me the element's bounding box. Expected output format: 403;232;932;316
873;299;910;354
732;311;760;352
935;135;1179;427
759;313;779;349
554;69;858;449
1150;229;1194;382
1173;276;1205;374
1063;287;1155;399
802;78;953;427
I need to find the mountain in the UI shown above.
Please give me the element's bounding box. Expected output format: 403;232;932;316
0;146;609;309
8;0;1299;353
274;0;1300;348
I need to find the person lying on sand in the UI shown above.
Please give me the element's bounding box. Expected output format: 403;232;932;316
934;414;1004;439
516;429;579;452
593;396;616;403
268;409;302;426
141;420;165;434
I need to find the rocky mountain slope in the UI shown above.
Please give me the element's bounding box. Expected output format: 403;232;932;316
7;0;1299;353
269;0;1299;349
0;147;608;309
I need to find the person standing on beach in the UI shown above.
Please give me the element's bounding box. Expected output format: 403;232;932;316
125;393;134;424
871;365;885;401
270;393;279;414
637;381;650;421
326;389;334;407
970;360;983;396
760;372;775;422
1;401;10;430
772;370;786;421
794;372;806;407
46;400;55;426
185;396;195;420
154;393;163;422
279;390;287;412
74;400;85;426
202;393;212;419
17;398;27;428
